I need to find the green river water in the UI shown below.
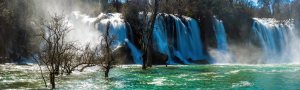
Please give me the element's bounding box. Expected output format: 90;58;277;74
1;64;300;89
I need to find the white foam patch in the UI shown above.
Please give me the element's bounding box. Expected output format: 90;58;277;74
201;72;218;75
232;81;252;88
225;70;240;74
270;68;300;72
148;77;167;86
213;75;225;78
177;74;188;78
186;78;210;81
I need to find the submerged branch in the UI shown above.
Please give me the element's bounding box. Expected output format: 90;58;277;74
79;64;96;72
29;53;48;88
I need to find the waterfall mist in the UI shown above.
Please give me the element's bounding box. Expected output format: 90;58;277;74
67;11;102;48
209;17;235;64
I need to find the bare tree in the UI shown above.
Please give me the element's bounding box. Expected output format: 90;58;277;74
36;13;74;89
36;13;101;88
61;49;77;74
77;44;97;72
97;21;118;78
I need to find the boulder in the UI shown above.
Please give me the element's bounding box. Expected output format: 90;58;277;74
171;55;185;64
112;44;135;64
152;51;169;65
9;52;21;63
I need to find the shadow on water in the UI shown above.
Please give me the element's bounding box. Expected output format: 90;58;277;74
2;82;39;89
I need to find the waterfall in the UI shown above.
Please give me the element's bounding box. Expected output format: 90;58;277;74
63;11;238;64
251;18;300;63
125;39;142;64
67;12;131;49
209;17;235;64
96;13;128;46
36;11;300;64
67;11;101;48
65;12;207;64
126;22;134;43
66;11;142;64
152;14;204;64
213;18;228;52
97;13;142;64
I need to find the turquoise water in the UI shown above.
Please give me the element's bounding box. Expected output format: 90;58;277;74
1;64;300;89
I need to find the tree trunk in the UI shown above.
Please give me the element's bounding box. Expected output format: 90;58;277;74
146;44;153;67
55;63;60;75
105;68;110;78
17;56;21;64
50;73;55;89
142;52;147;70
146;0;158;68
146;52;152;67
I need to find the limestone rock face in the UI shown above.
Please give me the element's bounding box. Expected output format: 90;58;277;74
113;44;135;64
172;56;185;64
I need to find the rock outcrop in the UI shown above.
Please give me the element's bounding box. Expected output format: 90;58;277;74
112;44;135;64
151;51;169;65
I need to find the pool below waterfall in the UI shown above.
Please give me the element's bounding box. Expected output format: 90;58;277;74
1;64;300;89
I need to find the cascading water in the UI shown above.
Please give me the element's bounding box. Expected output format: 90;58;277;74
213;18;228;52
67;11;142;64
125;39;142;64
251;18;300;63
126;22;134;43
67;11;101;48
51;11;239;64
209;17;235;64
96;13;128;46
152;14;204;64
37;11;246;65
